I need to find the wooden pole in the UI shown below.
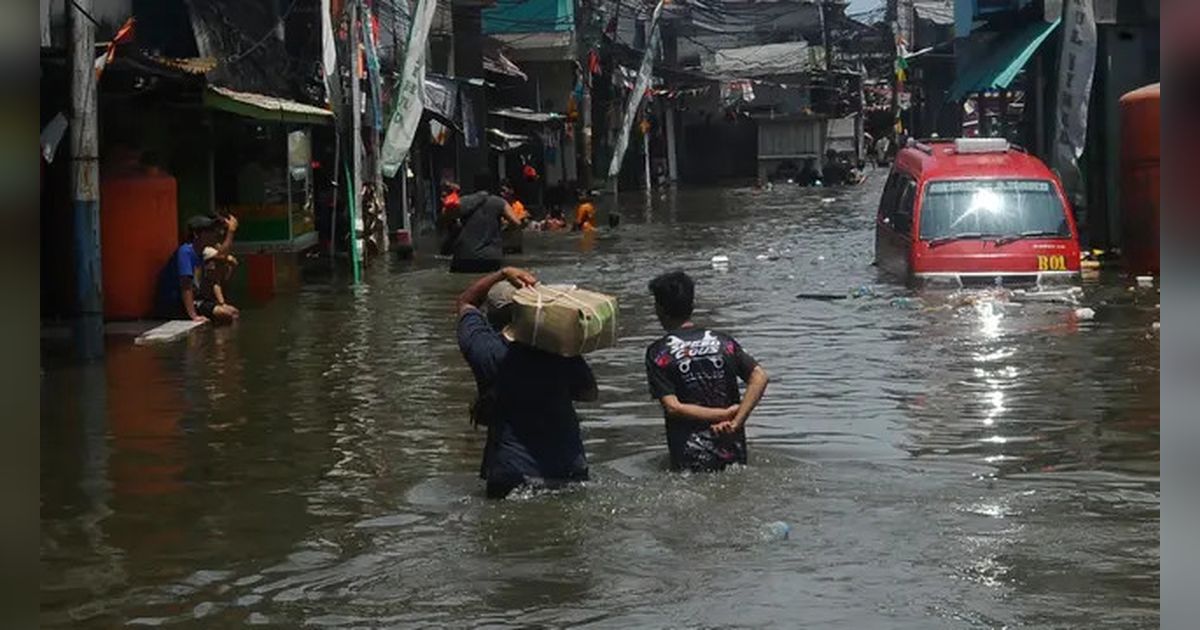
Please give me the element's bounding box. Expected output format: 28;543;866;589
70;0;103;359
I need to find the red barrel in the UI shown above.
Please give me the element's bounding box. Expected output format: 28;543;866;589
1119;83;1159;275
100;170;179;319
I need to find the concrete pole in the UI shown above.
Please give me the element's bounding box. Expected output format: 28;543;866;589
70;0;104;359
582;73;593;190
665;103;678;182
856;62;866;162
642;119;651;191
350;0;365;266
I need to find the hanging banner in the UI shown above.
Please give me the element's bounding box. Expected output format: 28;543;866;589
1052;0;1096;203
320;0;338;103
608;0;665;179
380;0;439;177
362;10;384;129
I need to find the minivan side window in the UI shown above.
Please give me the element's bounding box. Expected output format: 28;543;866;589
878;172;902;222
893;177;916;234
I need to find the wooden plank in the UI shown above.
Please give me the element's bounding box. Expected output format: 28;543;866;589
135;320;207;345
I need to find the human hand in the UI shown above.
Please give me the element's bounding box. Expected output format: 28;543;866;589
711;405;741;435
191;315;210;324
502;267;538;288
224;215;239;231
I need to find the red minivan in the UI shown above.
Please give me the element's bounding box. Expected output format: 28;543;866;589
874;138;1081;289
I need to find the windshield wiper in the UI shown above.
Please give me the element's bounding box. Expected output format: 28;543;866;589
926;232;984;247
993;230;1068;246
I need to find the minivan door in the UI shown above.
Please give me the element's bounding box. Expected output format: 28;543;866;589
875;172;916;279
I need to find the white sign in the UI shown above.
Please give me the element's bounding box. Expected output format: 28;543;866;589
1052;0;1096;202
608;0;665;179
381;0;439;177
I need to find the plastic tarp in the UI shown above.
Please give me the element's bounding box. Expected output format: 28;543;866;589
913;1;955;26
701;41;825;77
490;107;565;124
946;18;1061;102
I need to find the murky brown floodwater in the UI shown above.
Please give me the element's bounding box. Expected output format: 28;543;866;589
41;172;1160;628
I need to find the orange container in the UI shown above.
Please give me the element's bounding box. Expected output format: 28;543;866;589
1119;83;1160;275
100;170;179;319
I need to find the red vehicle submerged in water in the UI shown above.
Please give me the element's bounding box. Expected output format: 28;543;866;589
874;138;1081;289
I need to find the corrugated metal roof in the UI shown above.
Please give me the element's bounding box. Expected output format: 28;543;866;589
701;41;825;77
913;1;955;26
489;107;564;123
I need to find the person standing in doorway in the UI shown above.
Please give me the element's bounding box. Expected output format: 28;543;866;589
444;180;524;273
645;271;769;471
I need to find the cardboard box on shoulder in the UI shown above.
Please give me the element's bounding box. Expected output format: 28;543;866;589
508;285;618;356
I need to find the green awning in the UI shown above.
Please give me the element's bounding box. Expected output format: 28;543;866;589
204;86;334;126
946;18;1061;102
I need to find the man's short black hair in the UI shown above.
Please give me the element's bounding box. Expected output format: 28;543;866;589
648;271;695;321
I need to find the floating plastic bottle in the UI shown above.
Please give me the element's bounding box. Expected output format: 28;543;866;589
763;521;791;541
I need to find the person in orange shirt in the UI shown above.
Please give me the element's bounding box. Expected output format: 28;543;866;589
500;180;527;254
500;181;528;225
573;191;597;232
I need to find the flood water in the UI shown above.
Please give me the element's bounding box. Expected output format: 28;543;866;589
41;172;1160;628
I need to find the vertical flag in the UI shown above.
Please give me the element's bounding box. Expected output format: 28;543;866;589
608;0;665;179
1053;0;1097;204
380;0;438;177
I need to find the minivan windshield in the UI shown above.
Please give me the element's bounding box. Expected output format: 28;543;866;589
919;179;1070;241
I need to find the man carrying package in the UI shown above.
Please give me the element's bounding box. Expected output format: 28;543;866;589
456;267;603;498
645;271;769;472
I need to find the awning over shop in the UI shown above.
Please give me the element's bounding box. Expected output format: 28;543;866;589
489;107;565;124
204;86;333;125
487;128;531;152
946;18;1061;102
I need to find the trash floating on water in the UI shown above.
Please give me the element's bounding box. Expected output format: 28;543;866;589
1136;275;1154;287
711;255;730;270
763;521;791;541
756;254;770;261
1151;321;1160;331
1073;307;1096;321
796;293;848;301
851;285;874;298
821;197;837;204
890;297;921;310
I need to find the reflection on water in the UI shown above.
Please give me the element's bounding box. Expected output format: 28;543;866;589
40;172;1159;627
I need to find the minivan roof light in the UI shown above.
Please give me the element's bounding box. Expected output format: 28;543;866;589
954;138;1010;154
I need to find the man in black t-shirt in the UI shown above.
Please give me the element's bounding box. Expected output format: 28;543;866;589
645;271;770;471
446;188;524;273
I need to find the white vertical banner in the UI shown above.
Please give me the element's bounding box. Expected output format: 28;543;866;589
608;0;665;179
381;0;439;177
1052;0;1097;202
320;0;338;103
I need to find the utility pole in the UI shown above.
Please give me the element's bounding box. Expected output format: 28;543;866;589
887;0;899;138
349;0;364;281
70;0;104;359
